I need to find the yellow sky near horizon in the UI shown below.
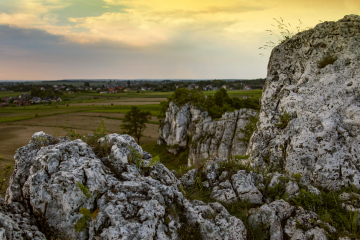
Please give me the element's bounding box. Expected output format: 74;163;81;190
0;0;359;80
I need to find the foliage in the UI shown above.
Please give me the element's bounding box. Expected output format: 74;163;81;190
218;155;252;176
238;115;259;144
162;88;260;120
120;106;152;144
259;17;308;55
74;208;92;232
77;182;91;199
222;201;270;240
63;119;109;158
290;189;360;239
148;155;160;167
0;156;13;192
318;55;338;68
276;111;291;129
264;181;287;201
142;143;190;176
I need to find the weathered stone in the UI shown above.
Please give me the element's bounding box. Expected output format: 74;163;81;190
0;196;46;240
5;132;247;239
247;15;360;191
211;180;238;203
158;102;258;166
231;170;263;204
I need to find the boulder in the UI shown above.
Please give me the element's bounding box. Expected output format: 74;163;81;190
158;102;258;166
247;15;360;190
5;132;247;239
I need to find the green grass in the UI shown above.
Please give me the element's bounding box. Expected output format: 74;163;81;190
142;142;190;174
0;91;25;98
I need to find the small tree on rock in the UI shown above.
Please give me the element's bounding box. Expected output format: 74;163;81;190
120;107;151;144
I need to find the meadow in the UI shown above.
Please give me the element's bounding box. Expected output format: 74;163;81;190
0;89;262;194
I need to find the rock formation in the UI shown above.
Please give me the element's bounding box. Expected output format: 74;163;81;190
158;102;258;166
247;14;360;190
2;132;247;239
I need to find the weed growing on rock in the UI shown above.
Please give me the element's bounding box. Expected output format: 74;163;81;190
75;208;92;232
77;182;91;199
63;119;109;158
238;116;259;145
290;188;360;239
318;54;338;68
0;156;12;192
222;201;270;240
276;111;291;129
259;17;308;56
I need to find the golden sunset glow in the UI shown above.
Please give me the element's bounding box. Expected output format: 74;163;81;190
0;0;359;80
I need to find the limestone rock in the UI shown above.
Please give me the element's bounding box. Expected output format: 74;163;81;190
184;200;247;239
0;196;46;240
5;132;247;240
231;170;263;204
158;102;258;166
247;15;360;190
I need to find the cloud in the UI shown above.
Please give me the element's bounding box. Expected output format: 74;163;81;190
0;24;268;80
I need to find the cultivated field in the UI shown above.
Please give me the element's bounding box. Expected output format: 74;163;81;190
0;89;262;195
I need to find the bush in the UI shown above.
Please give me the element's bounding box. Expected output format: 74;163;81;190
161;88;260;119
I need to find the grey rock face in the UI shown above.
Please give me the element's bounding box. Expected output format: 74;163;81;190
0;196;46;240
249;200;333;240
5;132;247;240
247;15;360;190
231;170;263;204
158;102;258;166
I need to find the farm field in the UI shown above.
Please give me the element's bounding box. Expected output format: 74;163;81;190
0;89;262;195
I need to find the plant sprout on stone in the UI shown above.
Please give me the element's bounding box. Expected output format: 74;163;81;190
259;18;308;56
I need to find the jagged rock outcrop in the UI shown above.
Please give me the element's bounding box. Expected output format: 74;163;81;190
158;102;258;166
0;195;46;240
3;131;247;240
247;14;360;190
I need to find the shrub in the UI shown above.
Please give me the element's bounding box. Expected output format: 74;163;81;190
160;88;260;120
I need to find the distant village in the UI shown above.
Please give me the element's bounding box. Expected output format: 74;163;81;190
0;79;265;107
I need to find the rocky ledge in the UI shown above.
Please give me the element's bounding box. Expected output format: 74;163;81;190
248;14;360;191
158;102;258;166
1;132;247;240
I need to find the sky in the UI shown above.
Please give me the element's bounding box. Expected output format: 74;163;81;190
0;0;359;80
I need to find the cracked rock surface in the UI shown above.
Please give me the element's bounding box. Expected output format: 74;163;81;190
158;102;258;166
247;15;360;190
3;132;247;240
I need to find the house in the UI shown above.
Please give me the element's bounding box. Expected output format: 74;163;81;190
141;86;147;91
52;96;62;102
124;88;131;92
2;97;9;102
1;88;6;91
1;102;9;107
100;91;108;94
30;97;42;104
244;85;251;90
221;85;227;90
42;97;51;103
39;87;46;91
